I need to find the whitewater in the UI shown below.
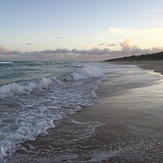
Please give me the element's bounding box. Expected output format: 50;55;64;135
0;61;106;160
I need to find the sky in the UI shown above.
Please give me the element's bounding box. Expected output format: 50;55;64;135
0;0;163;61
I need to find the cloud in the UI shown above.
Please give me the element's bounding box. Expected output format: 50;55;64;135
0;45;10;52
150;47;163;53
120;38;131;50
117;39;163;57
108;28;134;34
40;48;70;55
109;27;163;35
0;46;21;56
119;39;143;55
107;44;116;47
26;43;33;45
99;43;104;46
1;40;163;61
134;28;163;34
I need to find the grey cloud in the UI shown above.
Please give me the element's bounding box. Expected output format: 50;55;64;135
0;45;163;61
99;43;104;46
107;44;116;47
40;48;70;54
71;48;111;55
26;43;33;45
0;50;21;55
31;48;111;56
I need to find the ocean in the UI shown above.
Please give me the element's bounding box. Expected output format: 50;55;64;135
0;61;163;162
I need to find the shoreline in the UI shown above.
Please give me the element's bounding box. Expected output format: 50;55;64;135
107;60;163;75
10;61;163;162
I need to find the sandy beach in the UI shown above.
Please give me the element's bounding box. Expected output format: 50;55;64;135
8;60;163;163
109;60;163;75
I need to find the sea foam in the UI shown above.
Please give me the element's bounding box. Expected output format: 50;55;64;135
0;63;106;160
0;61;13;64
0;64;104;98
0;77;54;98
72;64;104;80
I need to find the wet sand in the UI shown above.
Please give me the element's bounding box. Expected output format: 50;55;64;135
109;60;163;75
8;61;163;162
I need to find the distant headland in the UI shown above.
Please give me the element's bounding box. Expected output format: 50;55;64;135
104;51;163;62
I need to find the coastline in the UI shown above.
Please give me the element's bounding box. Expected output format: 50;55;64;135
107;60;163;75
70;60;163;162
9;61;163;162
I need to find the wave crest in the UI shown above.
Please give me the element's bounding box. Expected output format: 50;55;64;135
0;77;54;98
72;65;104;80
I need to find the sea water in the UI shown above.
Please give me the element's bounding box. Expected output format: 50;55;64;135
0;61;162;162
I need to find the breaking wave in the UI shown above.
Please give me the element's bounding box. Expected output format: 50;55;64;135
0;64;104;98
0;63;105;160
